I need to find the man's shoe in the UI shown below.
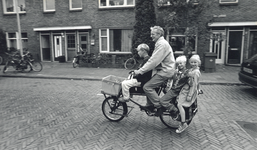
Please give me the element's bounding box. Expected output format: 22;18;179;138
118;97;129;102
176;123;188;133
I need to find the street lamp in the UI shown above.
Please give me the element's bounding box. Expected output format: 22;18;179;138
15;0;23;59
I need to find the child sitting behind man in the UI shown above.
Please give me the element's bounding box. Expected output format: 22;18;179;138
156;55;189;116
175;54;201;133
119;43;152;102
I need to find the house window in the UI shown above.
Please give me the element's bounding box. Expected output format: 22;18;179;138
219;0;238;5
2;0;26;14
99;29;132;53
67;34;76;48
69;0;82;10
168;35;196;54
43;0;55;12
157;0;198;7
167;28;197;54
99;0;135;8
7;32;28;51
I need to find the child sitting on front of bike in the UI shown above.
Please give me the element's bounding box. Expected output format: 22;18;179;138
175;54;201;133
119;43;152;102
156;55;189;116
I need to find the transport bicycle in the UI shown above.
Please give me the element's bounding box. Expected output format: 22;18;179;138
101;73;203;129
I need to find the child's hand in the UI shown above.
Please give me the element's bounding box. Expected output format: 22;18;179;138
188;71;194;77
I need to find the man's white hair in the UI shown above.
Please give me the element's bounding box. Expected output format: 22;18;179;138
150;26;164;36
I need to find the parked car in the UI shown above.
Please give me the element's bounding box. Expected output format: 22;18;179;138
238;54;257;88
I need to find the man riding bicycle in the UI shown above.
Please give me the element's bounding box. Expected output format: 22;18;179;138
134;26;176;112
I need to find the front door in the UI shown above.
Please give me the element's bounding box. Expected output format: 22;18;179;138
227;31;243;65
54;36;63;61
79;33;89;53
210;31;226;64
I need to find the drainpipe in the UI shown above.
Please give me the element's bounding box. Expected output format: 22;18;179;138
15;0;23;59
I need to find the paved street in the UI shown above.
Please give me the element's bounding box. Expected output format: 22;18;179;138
0;77;257;150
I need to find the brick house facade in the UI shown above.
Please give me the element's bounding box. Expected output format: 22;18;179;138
0;0;135;63
157;0;257;65
1;0;257;66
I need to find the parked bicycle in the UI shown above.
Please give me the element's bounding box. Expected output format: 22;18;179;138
72;45;94;68
101;73;203;129
3;50;42;73
124;54;141;70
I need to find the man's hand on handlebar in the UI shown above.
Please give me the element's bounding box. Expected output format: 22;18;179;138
133;70;140;76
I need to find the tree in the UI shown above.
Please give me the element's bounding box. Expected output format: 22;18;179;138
132;0;156;56
156;0;211;58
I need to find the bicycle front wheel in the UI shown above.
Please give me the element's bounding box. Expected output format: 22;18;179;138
124;58;136;70
160;111;180;129
32;61;43;72
102;97;128;122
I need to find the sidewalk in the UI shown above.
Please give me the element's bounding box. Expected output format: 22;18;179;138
0;62;242;84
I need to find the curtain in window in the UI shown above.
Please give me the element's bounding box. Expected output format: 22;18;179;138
109;30;114;52
45;0;55;10
6;0;14;12
121;30;132;52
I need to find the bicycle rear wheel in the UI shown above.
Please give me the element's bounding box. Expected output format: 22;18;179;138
124;58;136;70
31;61;43;72
159;111;180;129
102;97;128;122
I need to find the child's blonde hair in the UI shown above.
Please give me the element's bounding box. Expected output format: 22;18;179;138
189;54;201;66
175;55;187;63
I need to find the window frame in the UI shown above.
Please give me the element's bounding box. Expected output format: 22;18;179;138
167;34;197;55
99;28;132;54
69;0;83;11
157;0;199;7
219;0;238;5
6;32;28;51
2;0;26;14
99;0;135;9
43;0;55;13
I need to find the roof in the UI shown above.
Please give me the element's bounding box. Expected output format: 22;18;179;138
208;21;257;27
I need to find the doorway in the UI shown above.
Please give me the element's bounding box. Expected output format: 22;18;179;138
54;36;63;61
210;31;226;64
41;35;51;61
79;33;89;53
227;31;243;65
